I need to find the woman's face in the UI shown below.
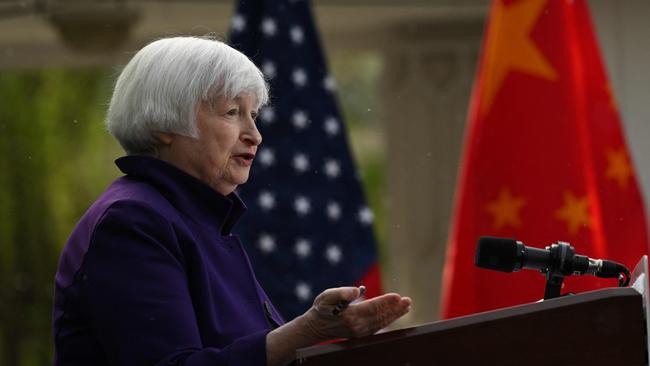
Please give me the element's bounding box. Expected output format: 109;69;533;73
160;92;262;195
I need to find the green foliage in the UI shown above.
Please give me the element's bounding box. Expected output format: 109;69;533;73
0;68;120;365
329;50;382;129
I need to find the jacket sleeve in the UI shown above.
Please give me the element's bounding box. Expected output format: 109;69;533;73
81;200;269;366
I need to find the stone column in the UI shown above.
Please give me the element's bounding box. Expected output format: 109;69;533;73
380;20;483;326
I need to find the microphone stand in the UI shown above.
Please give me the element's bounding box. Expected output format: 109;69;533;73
542;242;575;300
544;272;564;299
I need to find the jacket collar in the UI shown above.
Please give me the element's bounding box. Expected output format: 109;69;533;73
115;155;246;235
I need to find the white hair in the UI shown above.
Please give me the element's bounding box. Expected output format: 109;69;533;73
106;36;269;155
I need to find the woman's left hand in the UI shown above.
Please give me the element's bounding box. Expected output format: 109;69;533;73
266;286;411;366
300;286;412;340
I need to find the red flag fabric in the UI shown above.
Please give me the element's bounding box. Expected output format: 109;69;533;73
441;0;649;319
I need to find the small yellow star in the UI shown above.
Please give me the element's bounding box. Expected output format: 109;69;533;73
480;0;557;115
605;147;633;189
555;191;590;235
485;187;526;229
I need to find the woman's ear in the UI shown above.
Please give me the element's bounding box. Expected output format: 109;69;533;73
153;132;174;145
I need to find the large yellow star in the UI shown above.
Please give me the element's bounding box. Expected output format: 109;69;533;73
555;191;590;235
485;187;526;229
605;147;633;189
480;0;558;115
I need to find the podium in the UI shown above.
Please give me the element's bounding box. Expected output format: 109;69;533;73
296;288;647;365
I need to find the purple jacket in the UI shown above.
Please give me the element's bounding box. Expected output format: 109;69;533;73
53;155;284;365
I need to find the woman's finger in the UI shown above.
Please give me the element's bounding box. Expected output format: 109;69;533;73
340;296;411;337
349;293;403;317
314;286;361;307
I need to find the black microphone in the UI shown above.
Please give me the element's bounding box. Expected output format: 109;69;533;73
475;236;625;280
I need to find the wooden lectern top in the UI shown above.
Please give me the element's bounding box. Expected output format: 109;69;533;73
296;287;646;365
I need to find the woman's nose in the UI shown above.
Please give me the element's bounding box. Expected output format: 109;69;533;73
242;122;262;146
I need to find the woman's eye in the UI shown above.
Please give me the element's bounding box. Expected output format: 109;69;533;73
251;112;259;121
226;109;238;116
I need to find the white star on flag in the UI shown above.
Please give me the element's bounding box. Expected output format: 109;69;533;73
295;282;312;302
262;61;276;79
258;234;276;254
260;106;275;124
326;201;342;220
231;14;246;32
292;68;308;87
257;148;275;167
324;159;341;178
294;238;311;258
261;17;277;37
323;117;340;136
325;244;342;265
292;110;309;130
294;196;311;216
258;191;276;210
358;206;374;225
292;153;310;173
290;26;304;44
323;74;337;91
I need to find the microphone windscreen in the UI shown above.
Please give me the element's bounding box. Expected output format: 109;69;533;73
475;236;519;272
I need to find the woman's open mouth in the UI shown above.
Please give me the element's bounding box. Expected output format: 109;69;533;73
234;153;255;166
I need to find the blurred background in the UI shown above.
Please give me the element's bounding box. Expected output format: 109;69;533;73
1;0;649;364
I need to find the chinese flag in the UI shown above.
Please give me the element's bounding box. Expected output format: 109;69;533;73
441;0;649;319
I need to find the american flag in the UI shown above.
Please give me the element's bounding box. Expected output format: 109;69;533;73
228;0;382;320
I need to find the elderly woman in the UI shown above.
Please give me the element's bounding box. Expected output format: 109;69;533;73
52;36;411;366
